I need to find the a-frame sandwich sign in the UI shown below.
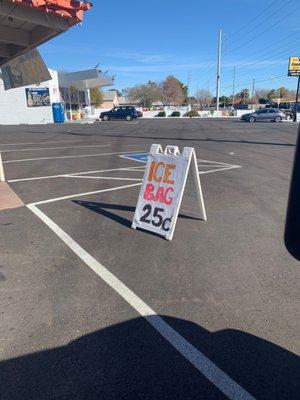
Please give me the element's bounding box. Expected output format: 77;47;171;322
132;144;206;240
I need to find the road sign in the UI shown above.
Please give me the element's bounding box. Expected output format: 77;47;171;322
132;144;206;240
288;56;300;76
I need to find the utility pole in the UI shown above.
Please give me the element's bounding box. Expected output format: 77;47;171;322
251;78;255;110
216;29;222;111
232;66;236;107
68;87;73;121
294;75;300;122
187;72;191;98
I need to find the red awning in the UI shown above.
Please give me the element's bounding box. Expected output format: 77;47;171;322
0;0;92;66
11;0;92;22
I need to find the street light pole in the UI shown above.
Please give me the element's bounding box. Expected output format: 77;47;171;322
294;75;300;122
216;29;222;111
251;78;255;110
68;87;73;121
232;66;236;107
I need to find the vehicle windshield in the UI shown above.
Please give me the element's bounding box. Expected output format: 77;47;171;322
0;2;299;400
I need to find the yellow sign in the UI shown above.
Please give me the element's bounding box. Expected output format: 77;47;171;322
288;56;300;76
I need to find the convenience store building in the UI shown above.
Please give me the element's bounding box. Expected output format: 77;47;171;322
0;68;113;124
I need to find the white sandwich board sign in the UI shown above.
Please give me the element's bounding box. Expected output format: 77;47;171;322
132;144;206;240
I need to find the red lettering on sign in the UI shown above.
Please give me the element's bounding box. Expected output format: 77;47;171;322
144;183;155;201
156;187;165;203
164;187;174;205
143;184;173;205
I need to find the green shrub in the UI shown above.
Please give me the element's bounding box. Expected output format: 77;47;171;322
184;110;199;117
169;111;181;117
156;111;166;117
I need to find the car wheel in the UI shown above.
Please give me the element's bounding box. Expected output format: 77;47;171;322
274;116;281;123
126;115;133;121
103;115;109;121
248;116;255;123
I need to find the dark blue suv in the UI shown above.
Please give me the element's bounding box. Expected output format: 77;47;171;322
100;106;138;121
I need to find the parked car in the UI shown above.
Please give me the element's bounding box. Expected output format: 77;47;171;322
241;108;285;122
100;106;138;121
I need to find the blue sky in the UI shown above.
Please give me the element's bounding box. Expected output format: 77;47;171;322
39;0;300;96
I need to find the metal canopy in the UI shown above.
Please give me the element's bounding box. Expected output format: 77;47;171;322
0;0;91;66
58;69;114;89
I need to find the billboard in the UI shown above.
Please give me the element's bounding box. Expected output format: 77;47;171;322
1;49;51;90
25;88;51;107
288;57;300;76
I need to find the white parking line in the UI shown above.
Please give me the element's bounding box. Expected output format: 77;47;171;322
198;159;239;167
27;201;256;400
119;154;147;163
0;144;110;153
199;166;241;174
3;150;144;164
29;182;142;206
8;166;144;183
64;175;143;182
0;140;84;146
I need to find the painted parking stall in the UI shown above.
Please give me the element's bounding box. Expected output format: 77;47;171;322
3;119;298;400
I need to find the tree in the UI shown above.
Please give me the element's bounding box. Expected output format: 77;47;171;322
219;95;230;106
236;89;250;104
195;89;212;107
179;81;188;104
253;88;269;104
277;87;289;99
267;89;277;101
89;88;103;108
108;88;121;97
186;96;197;106
127;81;161;108
160;76;185;106
287;90;296;101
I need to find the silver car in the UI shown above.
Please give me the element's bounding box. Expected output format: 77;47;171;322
241;108;285;123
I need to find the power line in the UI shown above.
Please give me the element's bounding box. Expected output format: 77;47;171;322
220;75;285;92
221;74;287;90
221;44;300;85
227;0;282;39
226;4;300;55
190;3;299;93
195;28;299;84
225;0;294;53
226;33;299;70
223;52;298;83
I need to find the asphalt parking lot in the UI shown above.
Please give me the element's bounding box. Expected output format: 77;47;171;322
0;118;299;400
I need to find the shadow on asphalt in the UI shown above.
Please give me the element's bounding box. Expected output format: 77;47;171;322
72;201;202;230
1;315;299;399
73;200;134;228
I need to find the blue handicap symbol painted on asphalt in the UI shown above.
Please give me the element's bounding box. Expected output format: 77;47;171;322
121;152;149;163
